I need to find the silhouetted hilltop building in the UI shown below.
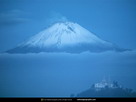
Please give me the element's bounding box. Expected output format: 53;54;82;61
92;79;122;91
76;79;136;97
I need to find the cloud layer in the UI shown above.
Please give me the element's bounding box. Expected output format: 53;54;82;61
0;50;136;97
0;9;29;25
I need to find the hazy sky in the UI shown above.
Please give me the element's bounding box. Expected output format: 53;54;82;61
0;0;136;52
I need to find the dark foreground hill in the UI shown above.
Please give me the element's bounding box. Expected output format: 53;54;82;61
76;80;136;97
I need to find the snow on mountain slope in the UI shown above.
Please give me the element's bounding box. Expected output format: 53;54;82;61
22;22;107;47
7;22;124;53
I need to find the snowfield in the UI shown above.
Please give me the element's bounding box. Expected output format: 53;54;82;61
7;22;124;53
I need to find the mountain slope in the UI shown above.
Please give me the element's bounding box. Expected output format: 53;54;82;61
7;22;124;53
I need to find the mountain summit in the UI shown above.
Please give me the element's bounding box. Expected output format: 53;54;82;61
7;22;124;53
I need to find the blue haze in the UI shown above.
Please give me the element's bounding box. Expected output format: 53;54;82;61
0;51;136;97
0;0;136;97
0;0;136;51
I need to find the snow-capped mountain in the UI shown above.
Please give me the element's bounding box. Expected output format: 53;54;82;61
7;22;124;53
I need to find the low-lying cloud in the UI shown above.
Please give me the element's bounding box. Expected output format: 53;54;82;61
0;50;136;97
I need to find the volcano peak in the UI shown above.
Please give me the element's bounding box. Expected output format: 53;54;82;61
6;21;124;53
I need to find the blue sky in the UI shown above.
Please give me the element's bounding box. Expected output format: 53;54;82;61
0;0;136;52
